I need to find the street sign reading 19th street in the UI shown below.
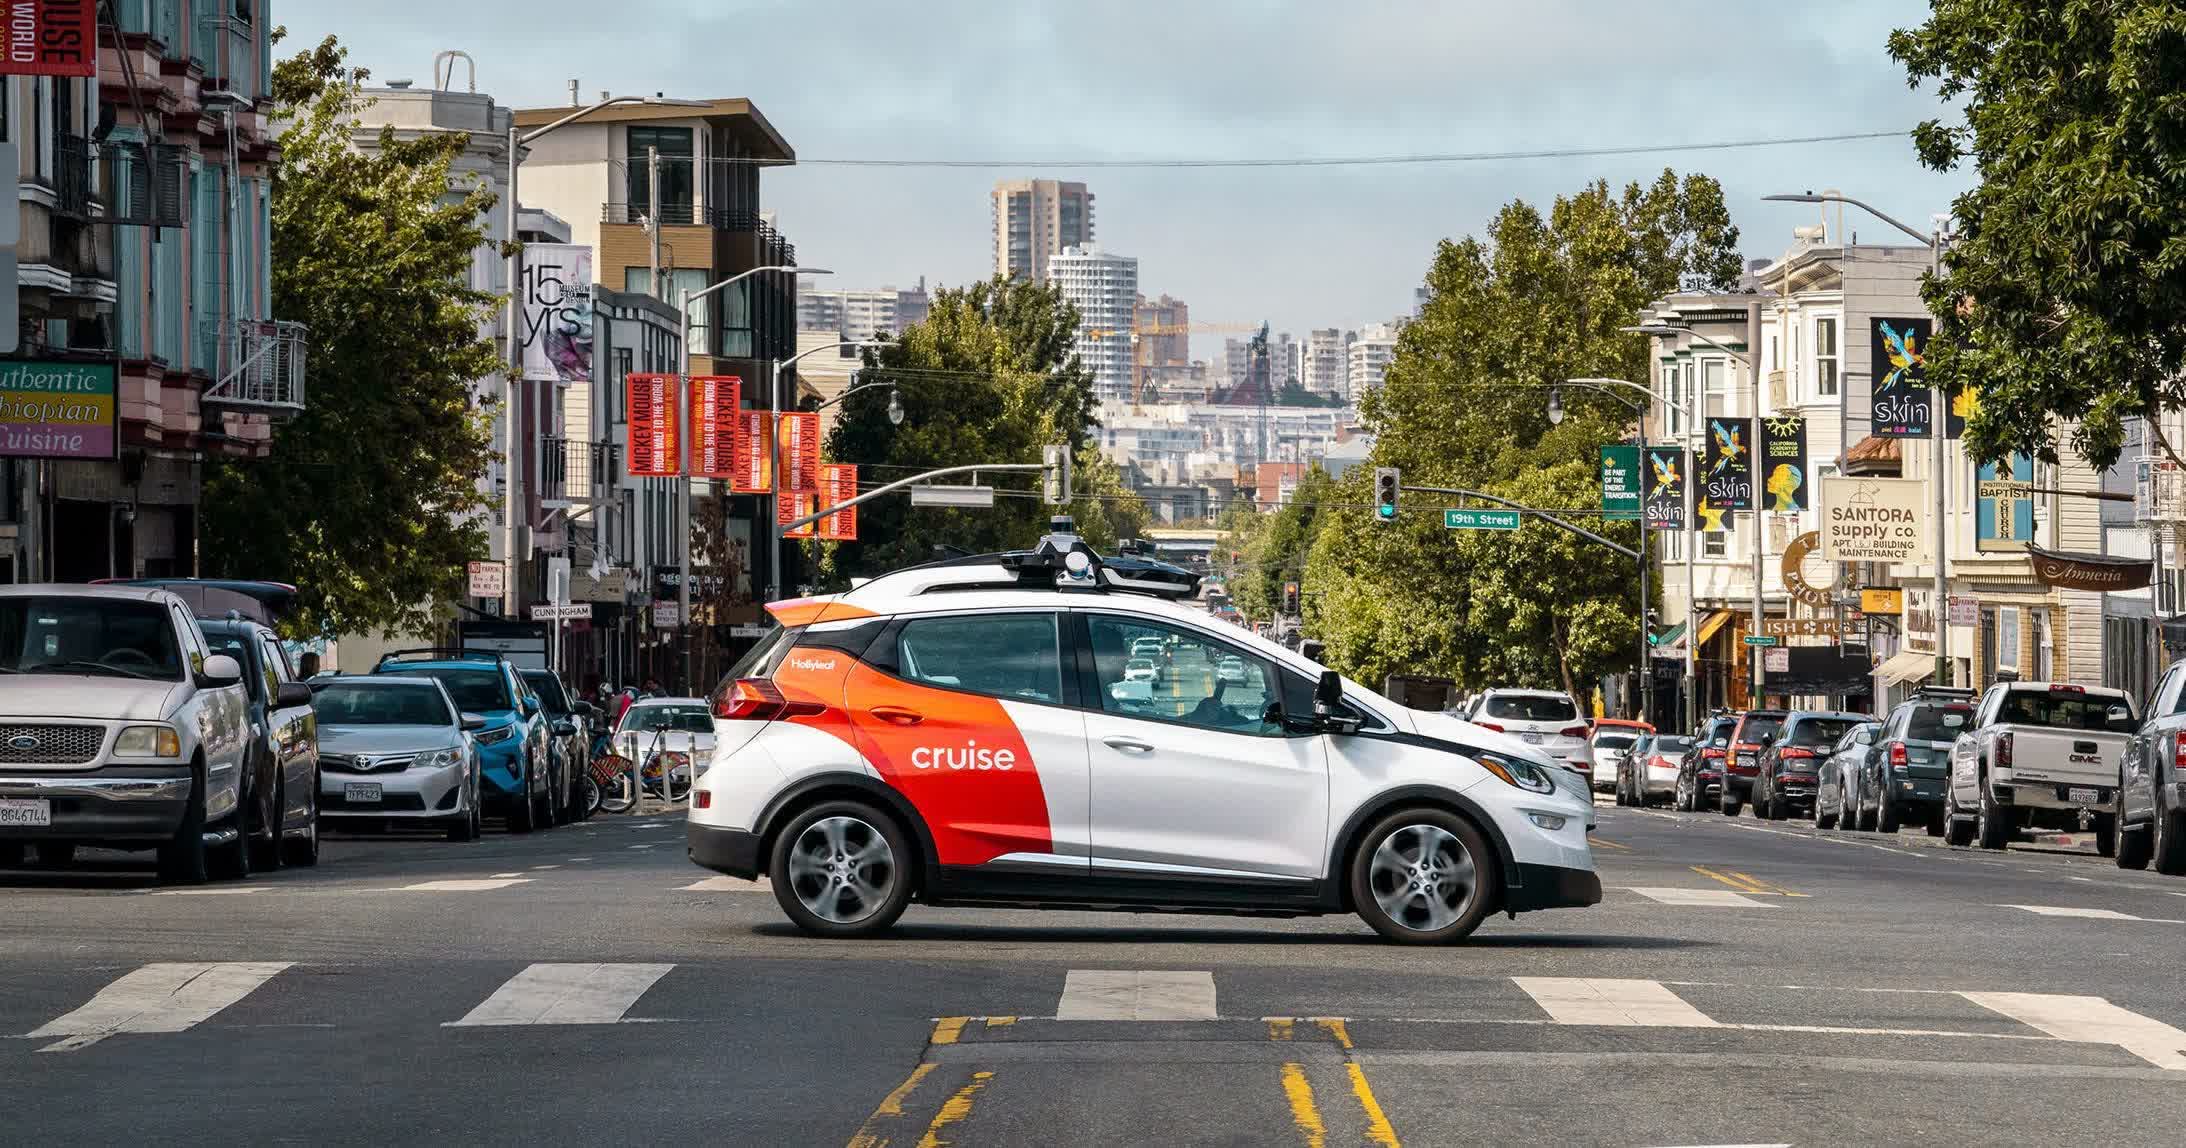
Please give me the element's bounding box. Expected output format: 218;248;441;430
1444;509;1522;531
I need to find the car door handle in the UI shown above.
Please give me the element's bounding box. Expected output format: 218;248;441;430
1103;736;1155;755
871;706;923;726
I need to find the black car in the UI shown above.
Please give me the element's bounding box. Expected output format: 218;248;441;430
1675;714;1740;812
519;669;596;822
1858;688;1972;835
198;618;322;869
1750;711;1868;821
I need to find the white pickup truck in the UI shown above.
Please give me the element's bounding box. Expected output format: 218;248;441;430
1944;681;2137;854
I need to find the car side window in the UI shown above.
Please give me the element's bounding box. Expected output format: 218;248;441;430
2159;667;2186;717
894;612;1064;705
252;642;278;701
1085;615;1281;737
259;638;293;683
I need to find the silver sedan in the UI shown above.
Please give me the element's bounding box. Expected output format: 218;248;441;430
311;676;486;841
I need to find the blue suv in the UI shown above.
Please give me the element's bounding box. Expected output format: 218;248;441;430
372;650;557;832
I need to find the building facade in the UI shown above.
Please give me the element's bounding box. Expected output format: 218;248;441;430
992;178;1093;282
1302;328;1352;398
1047;244;1137;403
797;280;929;341
1346;323;1398;398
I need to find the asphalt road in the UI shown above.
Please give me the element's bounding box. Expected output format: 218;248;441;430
7;798;2186;1146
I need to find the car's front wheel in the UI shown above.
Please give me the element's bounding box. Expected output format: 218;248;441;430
447;771;482;843
1350;809;1498;945
280;769;320;868
770;802;914;939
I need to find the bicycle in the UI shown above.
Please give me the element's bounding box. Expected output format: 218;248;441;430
591;730;695;814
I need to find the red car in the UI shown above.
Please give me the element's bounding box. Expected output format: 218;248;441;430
1719;709;1789;817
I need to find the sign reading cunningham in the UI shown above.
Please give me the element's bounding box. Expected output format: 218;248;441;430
1818;476;1931;564
0;361;116;459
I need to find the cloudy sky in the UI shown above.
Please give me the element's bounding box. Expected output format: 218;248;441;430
285;0;1970;359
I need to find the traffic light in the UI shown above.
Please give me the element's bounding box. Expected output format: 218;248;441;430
1283;582;1300;615
1373;467;1400;523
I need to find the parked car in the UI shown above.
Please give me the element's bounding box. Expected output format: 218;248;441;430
1945;682;2136;853
2117;659;2186;875
313;676;486;841
1215;656;1249;685
198;617;323;869
1675;714;1740;811
1469;689;1591;776
1622;733;1693;807
371;650;556;832
1123;658;1159;684
1857;688;1974;835
1719;709;1788;816
519;668;594;823
1750;711;1867;820
0;584;253;883
1814;721;1881;830
1588;719;1653;795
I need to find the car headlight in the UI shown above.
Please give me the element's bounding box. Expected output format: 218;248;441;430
1477;751;1557;794
114;725;182;759
419;747;463;770
473;725;516;745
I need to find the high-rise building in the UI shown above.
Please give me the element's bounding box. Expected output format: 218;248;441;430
1347;323;1400;397
1225;332;1298;395
798;279;931;340
993;179;1095;281
1303;328;1354;398
1047;245;1139;403
1134;293;1190;400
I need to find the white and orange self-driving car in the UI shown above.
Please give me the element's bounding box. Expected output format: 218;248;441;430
686;520;1599;944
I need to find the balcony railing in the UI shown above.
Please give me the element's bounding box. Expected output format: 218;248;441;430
599;203;796;264
200;319;308;411
541;438;620;507
54;135;94;219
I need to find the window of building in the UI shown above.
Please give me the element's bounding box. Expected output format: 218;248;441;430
1702;531;1727;559
1661;531;1682;562
2032;609;2053;680
1815;317;1839;398
1659;364;1682;438
625;268;710;355
1702;358;1727;419
625;126;694;220
1996;606;2019;672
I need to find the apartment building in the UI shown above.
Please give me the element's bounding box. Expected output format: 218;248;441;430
1302;328;1352;398
798;281;929;341
1346;323;1398;397
992;178;1093;281
1047;244;1137;403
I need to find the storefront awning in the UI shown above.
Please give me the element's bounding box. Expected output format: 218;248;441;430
1694;610;1736;648
1651;620;1689;652
1877;648;1935;687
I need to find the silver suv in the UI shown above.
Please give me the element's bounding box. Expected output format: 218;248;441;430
0;585;254;883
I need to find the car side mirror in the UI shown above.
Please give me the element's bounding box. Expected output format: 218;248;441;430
460;712;488;732
199;653;244;688
1313;669;1342;715
522;696;541;717
274;682;314;709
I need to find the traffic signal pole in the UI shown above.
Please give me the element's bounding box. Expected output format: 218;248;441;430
1401;485;1639;559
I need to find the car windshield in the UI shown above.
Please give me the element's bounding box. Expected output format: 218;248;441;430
0;596;185;681
313;683;453;726
1789;717;1862;747
1651;735;1695;755
1593;733;1640;752
1484;694;1577;722
1737;716;1785;745
520;672;572;714
620;704;712;734
395;667;510;713
1995;689;2131;732
1907;705;1973;741
1705;721;1735;747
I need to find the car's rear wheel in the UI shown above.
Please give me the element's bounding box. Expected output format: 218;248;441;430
282;772;320;868
2116;789;2152;870
1975;773;2011;850
2153;782;2186;877
770;802;913;939
1350;809;1497;945
1876;784;1901;835
249;772;286;873
1815;787;1837;830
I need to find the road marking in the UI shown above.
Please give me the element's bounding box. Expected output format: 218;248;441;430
567;857;593;862
1589;837;1631;851
844;1062;940;1148
1961;992;2186;1070
929;1016;969;1045
1722;869;1808;897
1056;970;1217;1020
1626;887;1774;907
2001;905;2183;922
448;962;673;1026
29;962;290;1052
627;844;660;850
916;1070;992;1148
489;872;524;878
1279;1063;1326;1148
1512;977;1720;1028
149;886;270;896
1345;1062;1402;1147
1689;865;1769;893
400;878;532;892
681;876;769;892
1268;1018;1295;1041
531;865;559;871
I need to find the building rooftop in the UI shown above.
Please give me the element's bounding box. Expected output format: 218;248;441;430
511;98;794;165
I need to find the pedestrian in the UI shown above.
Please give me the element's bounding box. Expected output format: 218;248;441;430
642;677;663;699
298;650;322;679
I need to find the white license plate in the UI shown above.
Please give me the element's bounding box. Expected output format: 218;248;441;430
344;782;383;804
0;798;52;827
2068;787;2102;806
1520;732;1544;744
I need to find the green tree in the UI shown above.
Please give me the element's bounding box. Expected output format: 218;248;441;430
199;33;501;638
1308;171;1736;692
1890;3;2186;467
1230;466;1334;621
816;276;1128;579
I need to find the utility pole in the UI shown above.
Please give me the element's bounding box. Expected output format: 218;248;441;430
1748;300;1766;706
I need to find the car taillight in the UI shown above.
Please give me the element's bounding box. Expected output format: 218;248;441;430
2048;684;2085;694
1702;747;1726;760
713;678;825;722
1997;732;2013;769
1476;721;1504;732
1780;747;1815;760
2174;734;2186;773
1560;724;1590;739
1889;743;1908;767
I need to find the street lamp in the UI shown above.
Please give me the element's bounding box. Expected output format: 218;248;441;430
1766;190;1951;689
1546;385;1565;426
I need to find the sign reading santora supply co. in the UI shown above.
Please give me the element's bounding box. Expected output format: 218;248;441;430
1818;476;1931;564
0;361;116;459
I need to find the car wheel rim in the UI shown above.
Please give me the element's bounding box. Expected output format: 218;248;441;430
786;816;896;924
1368;823;1477;933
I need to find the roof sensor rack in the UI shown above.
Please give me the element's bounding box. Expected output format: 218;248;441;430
986;516;1203;600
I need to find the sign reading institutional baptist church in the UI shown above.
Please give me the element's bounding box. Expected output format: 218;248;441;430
1818;476;1931;564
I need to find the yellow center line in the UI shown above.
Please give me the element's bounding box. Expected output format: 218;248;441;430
928;1016;969;1046
1726;870;1810;898
1345;1062;1402;1147
1312;1017;1354;1049
915;1071;993;1148
1279;1062;1327;1148
1268;1018;1295;1041
982;1016;1016;1028
1590;837;1632;851
1689;865;1772;894
844;1062;939;1148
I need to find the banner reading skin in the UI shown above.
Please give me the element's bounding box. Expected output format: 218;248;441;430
1702;417;1754;511
624;373;679;477
1760;415;1808;512
0;2;96;78
732;410;773;492
818;464;859;541
688;375;742;479
778;412;822;494
1642;448;1686;531
1870;317;1934;437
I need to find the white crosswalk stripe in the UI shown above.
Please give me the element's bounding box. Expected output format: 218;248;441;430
2001;904;2184;922
1513;977;1721;1027
1626;887;1775;907
681;876;769;892
1056;970;1217;1020
399;878;532;892
28;962;290;1052
1962;991;2186;1070
449;963;674;1027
